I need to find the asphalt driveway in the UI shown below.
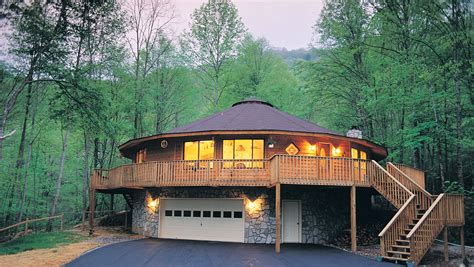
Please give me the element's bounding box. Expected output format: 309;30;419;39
67;238;395;267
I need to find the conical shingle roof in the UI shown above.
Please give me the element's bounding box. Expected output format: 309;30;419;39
166;98;340;135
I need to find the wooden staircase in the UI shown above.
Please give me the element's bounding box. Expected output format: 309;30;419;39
368;161;464;266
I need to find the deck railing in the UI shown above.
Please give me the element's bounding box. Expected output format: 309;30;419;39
368;160;413;209
92;155;374;189
93;159;272;188
387;163;433;210
272;155;370;186
393;163;425;189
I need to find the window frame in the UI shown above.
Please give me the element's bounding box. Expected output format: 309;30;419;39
183;140;215;168
135;149;147;163
222;139;265;168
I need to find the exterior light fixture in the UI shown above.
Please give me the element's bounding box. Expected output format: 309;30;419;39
309;145;316;153
267;139;275;148
247;201;256;210
332;147;342;156
147;197;159;212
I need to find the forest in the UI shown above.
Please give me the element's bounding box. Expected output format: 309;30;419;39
0;0;472;243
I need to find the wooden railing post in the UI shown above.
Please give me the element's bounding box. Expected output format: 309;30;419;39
24;218;28;235
460;227;465;260
443;227;448;262
89;188;96;236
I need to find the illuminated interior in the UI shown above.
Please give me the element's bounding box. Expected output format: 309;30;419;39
136;149;146;163
223;139;264;168
184;140;214;168
351;148;367;176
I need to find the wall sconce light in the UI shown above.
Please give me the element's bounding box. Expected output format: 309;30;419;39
332;147;342;156
147;197;159;212
309;145;316;153
247;201;256;210
268;143;274;149
245;194;259;213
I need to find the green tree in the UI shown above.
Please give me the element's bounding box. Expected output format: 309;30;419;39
181;0;246;109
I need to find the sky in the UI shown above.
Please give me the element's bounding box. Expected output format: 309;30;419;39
171;0;325;50
0;0;325;64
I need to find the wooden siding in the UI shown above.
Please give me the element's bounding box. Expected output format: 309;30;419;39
132;134;371;163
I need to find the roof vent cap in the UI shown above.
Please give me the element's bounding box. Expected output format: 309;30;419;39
232;97;274;107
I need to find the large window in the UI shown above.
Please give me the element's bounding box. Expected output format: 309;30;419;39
223;139;264;168
184;140;214;168
136;149;146;163
351;148;367;178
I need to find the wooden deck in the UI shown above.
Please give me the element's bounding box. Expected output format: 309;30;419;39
91;155;373;189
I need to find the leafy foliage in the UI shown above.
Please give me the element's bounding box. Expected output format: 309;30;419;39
0;0;472;245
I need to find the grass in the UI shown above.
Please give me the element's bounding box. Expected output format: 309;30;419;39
0;231;86;255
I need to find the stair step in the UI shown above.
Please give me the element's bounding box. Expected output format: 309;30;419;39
392;245;410;250
396;239;410;244
387;250;410;256
383;256;409;262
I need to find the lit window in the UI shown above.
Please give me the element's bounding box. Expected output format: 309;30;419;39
223;139;264;168
136;149;146;163
360;151;367;175
184;140;214;168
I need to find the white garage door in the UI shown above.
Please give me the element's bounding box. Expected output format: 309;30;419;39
160;198;244;243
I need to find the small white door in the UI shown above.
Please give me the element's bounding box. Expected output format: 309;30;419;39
282;200;301;243
160;198;244;243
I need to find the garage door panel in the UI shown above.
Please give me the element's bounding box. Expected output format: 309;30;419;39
160;199;244;243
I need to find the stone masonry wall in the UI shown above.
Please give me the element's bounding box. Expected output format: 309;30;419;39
132;187;350;245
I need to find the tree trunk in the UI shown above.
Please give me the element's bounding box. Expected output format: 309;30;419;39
18;85;38;222
48;126;71;231
82;130;90;227
4;82;33;225
454;77;463;186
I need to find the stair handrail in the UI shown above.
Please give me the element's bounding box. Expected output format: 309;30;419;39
407;193;445;239
406;194;446;264
378;194;416;257
379;194;417;237
387;162;432;198
370;160;414;199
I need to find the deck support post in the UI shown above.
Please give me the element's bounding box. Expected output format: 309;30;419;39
110;194;114;212
89;188;96;236
443;226;448;262
275;182;281;253
460;227;465;260
350;184;357;252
